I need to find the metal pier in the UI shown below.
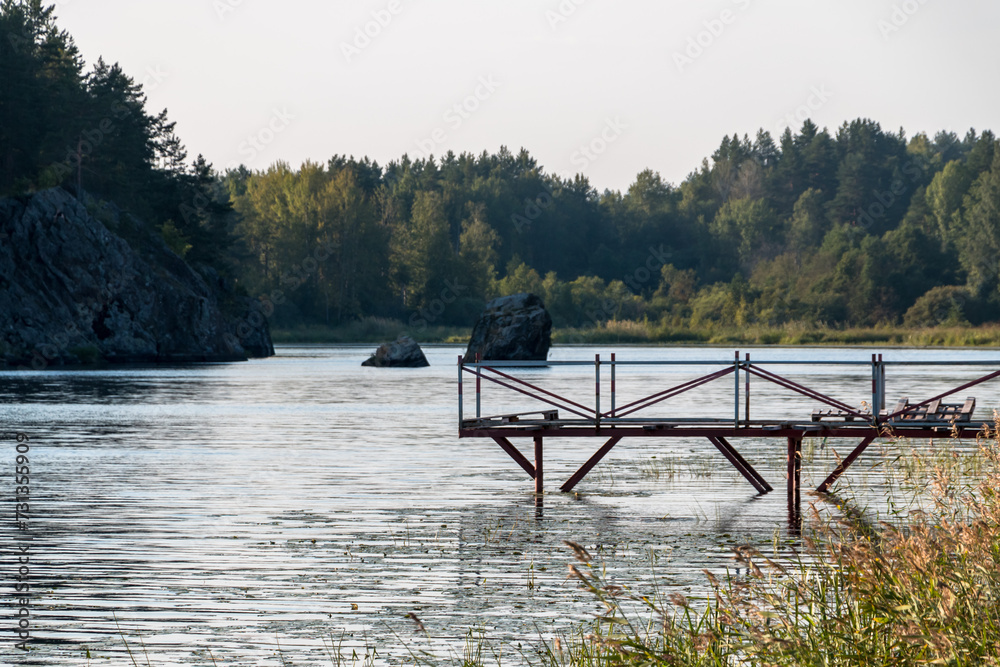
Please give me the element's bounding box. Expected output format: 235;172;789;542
458;353;998;498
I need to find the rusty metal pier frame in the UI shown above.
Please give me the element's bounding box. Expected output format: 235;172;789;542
458;353;1000;498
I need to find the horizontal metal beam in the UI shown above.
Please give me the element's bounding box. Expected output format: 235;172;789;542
462;426;985;439
464;358;1000;368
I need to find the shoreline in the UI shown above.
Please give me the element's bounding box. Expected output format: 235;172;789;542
272;322;1000;349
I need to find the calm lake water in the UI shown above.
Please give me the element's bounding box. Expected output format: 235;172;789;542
3;345;1000;666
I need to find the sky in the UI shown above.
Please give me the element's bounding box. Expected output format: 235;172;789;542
54;0;1000;193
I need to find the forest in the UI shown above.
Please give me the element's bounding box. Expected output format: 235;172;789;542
4;1;1000;340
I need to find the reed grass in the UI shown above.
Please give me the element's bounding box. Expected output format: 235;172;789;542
637;454;726;481
275;317;1000;348
552;424;1000;666
555;322;1000;348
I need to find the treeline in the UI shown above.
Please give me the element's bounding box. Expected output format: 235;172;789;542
225;126;1000;331
4;2;1000;334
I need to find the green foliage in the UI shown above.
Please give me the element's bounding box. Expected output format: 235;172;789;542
159;220;191;257
404;190;457;308
903;285;972;327
230;160;390;325
459;203;500;298
926;160;972;247
957;147;1000;295
1;1;235;273
1;0;85;192
494;260;542;299
225;124;1000;332
7;3;1000;333
269;317;469;345
709;197;779;267
787;188;827;251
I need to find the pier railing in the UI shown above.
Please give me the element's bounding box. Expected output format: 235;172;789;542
458;353;1000;431
457;352;1000;496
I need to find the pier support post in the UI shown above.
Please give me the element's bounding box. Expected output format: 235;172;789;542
787;436;802;502
534;436;544;494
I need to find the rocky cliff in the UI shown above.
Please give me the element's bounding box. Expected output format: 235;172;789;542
0;188;273;368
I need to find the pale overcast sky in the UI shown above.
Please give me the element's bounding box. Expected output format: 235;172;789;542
55;0;1000;192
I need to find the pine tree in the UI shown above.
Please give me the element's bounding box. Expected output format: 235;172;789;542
959;145;1000;295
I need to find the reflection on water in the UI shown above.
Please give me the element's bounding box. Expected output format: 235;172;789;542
1;345;998;665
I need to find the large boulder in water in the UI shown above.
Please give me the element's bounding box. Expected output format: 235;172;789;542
463;293;552;362
362;335;429;368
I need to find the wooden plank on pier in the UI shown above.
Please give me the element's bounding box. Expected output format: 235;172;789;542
484;410;558;424
811;408;864;422
959;397;976;421
888;398;913;420
885;397;976;423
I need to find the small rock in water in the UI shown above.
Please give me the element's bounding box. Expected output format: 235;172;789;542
362;335;430;368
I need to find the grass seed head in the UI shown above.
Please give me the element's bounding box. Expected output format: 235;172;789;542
668;593;689;608
563;540;593;564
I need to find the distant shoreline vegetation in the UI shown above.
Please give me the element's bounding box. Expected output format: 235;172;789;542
4;4;1000;341
271;319;1000;348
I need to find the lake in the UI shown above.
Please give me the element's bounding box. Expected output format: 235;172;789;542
3;345;999;666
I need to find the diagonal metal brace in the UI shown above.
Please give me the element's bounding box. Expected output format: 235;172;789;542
746;365;868;420
467;366;593;420
883;369;1000;421
609;367;735;419
561;436;624;492
491;436;536;479
816;435;877;493
707;436;773;494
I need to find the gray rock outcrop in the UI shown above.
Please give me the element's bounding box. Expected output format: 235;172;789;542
0;188;274;367
362;335;430;368
463;293;552;362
